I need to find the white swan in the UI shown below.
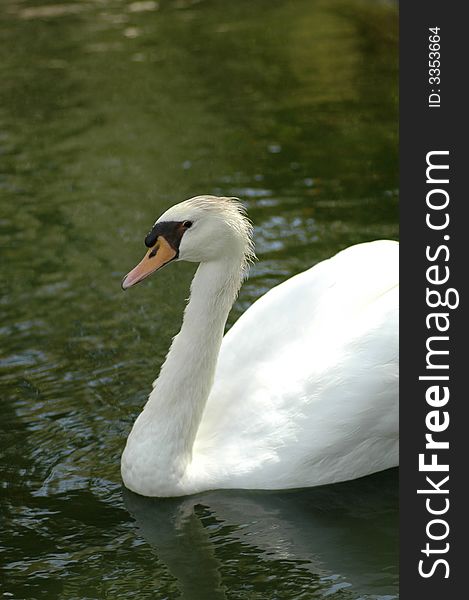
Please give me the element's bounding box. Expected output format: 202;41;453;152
121;195;398;497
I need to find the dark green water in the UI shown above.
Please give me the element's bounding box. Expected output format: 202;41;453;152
1;0;398;598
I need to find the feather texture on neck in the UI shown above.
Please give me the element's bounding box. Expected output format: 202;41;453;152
121;256;245;496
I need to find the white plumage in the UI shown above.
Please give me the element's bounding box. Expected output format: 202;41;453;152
121;196;399;497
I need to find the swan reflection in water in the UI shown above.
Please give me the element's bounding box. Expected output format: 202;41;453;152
123;469;398;599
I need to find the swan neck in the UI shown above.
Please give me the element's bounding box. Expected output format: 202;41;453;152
132;257;243;490
165;258;243;372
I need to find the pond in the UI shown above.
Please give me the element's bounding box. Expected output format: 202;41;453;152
1;0;398;598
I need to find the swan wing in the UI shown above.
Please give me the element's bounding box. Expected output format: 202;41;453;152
193;240;399;489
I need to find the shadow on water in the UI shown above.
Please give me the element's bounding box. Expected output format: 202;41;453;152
123;469;398;599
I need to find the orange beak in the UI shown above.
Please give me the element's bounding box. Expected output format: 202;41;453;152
121;237;177;290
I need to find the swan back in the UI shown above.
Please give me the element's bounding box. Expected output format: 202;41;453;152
192;240;399;490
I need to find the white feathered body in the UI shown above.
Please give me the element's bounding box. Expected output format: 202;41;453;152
187;240;399;491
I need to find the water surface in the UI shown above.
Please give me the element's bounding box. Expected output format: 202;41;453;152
1;0;398;598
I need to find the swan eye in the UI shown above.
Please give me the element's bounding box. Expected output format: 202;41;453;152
182;221;193;229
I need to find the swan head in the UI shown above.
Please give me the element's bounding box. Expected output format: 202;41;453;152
122;195;255;290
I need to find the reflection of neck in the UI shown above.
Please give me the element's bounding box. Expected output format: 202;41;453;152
124;257;243;494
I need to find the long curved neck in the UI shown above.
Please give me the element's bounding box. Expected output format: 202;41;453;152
140;257;243;483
